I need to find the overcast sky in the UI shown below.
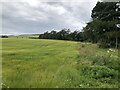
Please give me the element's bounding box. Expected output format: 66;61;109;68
1;0;98;35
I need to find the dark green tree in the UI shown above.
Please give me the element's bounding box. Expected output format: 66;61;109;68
84;1;120;48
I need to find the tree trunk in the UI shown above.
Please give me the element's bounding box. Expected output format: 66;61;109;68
115;36;118;49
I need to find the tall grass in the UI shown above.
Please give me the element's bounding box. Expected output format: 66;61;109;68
2;38;119;88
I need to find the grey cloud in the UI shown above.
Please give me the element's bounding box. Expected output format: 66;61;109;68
2;1;97;35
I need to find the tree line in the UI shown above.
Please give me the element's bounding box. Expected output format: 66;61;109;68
39;1;120;48
0;35;8;38
39;29;85;42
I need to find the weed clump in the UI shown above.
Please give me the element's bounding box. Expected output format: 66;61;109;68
77;65;118;85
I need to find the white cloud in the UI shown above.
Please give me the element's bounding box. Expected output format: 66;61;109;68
24;0;40;7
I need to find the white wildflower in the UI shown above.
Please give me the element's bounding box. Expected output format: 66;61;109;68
109;49;112;51
107;50;110;53
86;43;89;45
79;84;82;87
109;49;115;52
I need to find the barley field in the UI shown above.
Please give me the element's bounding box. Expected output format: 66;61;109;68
2;38;119;88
